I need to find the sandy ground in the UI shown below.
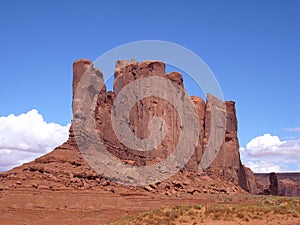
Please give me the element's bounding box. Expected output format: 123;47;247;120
0;189;299;225
0;190;218;225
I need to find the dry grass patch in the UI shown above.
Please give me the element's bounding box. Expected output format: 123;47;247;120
107;196;300;225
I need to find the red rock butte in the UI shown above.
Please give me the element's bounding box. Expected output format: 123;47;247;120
0;59;258;195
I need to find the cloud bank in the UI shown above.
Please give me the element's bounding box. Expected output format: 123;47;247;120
241;133;300;173
285;127;300;132
0;109;70;171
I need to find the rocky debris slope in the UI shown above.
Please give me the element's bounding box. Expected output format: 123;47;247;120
0;59;256;195
0;143;242;195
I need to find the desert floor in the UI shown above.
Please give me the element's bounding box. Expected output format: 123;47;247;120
1;189;299;225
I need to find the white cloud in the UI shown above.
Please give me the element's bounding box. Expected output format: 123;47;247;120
285;126;300;132
241;133;300;173
0;109;70;171
245;134;286;156
246;161;282;173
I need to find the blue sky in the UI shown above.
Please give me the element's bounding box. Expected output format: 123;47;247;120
0;0;300;172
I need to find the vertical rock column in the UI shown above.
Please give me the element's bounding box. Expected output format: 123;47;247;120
269;172;279;195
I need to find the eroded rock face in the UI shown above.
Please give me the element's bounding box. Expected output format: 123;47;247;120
204;99;241;184
89;59;253;188
0;58;256;194
238;165;258;194
279;179;299;196
94;60;184;169
255;173;300;196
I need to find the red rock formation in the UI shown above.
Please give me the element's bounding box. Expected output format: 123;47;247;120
0;58;256;194
255;173;300;196
204;100;241;183
269;172;279;195
279;178;299;196
238;165;258;194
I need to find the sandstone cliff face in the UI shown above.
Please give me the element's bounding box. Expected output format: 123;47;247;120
84;59;254;187
94;60;183;168
204;100;240;182
0;59;256;194
238;165;258;194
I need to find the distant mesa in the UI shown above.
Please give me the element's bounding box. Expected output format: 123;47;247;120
255;172;300;196
0;59;299;196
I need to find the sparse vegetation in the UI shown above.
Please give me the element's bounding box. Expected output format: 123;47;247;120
107;196;300;225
